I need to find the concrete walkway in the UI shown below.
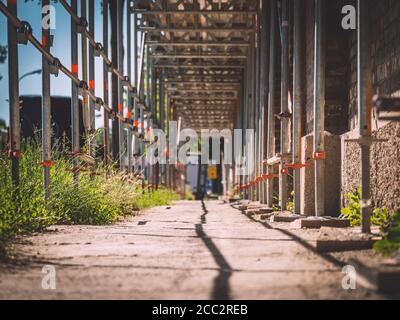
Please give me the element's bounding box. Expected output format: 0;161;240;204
0;201;381;299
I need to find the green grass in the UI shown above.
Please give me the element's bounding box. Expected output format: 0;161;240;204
132;188;180;210
0;138;179;257
340;188;390;227
373;210;400;257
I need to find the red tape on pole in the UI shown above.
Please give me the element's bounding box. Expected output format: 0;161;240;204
71;64;78;75
312;151;326;160
89;79;95;90
8;151;21;158
40;161;55;168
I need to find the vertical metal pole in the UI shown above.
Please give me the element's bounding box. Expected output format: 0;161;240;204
110;0;119;164
81;0;89;134
313;0;326;217
88;0;95;156
7;0;20;188
266;0;276;208
127;0;132;173
242;64;248;199
42;0;51;199
133;1;139;172
254;14;260;202
293;0;303;214
259;0;268;204
118;0;124;170
103;0;110;166
159;75;165;184
358;0;372;233
279;0;289;211
71;0;80;184
248;33;255;200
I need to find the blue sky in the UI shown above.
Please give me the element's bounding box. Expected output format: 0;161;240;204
0;0;132;128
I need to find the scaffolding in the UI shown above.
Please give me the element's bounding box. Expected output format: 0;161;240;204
2;0;395;234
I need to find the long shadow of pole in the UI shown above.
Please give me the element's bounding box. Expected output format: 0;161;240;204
196;200;232;300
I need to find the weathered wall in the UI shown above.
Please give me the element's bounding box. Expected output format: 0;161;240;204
341;122;400;211
302;0;400;212
343;0;400;211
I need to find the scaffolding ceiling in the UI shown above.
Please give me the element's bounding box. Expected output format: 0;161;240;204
134;0;258;131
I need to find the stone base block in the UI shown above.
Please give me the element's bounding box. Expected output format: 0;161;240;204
300;132;341;217
350;258;400;293
290;217;350;229
270;211;302;223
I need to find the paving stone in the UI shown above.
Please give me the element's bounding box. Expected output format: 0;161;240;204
260;213;274;220
259;208;274;214
290;217;350;229
270;211;302;223
315;226;380;252
350;258;400;293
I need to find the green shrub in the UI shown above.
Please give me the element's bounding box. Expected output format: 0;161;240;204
287;191;295;212
133;188;180;210
373;210;400;257
0;138;179;255
340;188;390;227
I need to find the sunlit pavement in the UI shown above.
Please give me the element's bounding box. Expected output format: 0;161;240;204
0;201;381;299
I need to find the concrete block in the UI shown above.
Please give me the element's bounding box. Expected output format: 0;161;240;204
260;213;274;220
350;258;400;293
300;132;341;217
270;211;302;223
259;208;274;214
290;217;350;229
315;239;375;252
245;209;261;216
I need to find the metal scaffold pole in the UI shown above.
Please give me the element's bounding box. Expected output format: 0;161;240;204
7;0;20;188
110;0;120;164
293;0;303;214
313;0;326;217
81;0;89;135
357;0;372;233
254;13;261;202
133;0;139;173
127;0;133;174
103;0;110;166
266;0;276;208
42;0;51;199
259;0;269;204
117;0;124;170
279;0;289;211
71;0;80;184
88;0;96;156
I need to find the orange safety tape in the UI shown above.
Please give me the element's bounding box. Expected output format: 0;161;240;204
89;79;95;90
285;162;312;170
312;151;326;160
118;103;123;113
41;35;46;47
40;161;55;168
8;151;21;158
262;174;279;180
127;111;133;119
71;64;78;75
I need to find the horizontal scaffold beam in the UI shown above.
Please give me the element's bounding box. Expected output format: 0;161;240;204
131;9;257;15
151;54;248;59
170;97;237;101
140;27;253;33
147;41;249;47
155;65;244;69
